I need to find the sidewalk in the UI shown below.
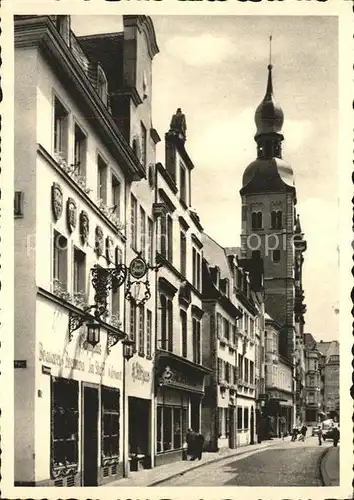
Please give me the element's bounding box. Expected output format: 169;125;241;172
320;445;340;486
105;438;284;487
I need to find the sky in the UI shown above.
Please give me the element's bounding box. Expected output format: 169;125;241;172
71;15;339;343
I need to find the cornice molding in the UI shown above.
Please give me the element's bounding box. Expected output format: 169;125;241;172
15;16;145;182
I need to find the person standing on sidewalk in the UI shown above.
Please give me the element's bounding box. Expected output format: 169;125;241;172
195;432;205;460
186;429;197;460
332;426;339;447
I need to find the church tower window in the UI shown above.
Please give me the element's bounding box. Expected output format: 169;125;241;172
271;210;282;229
272;250;281;263
251;211;263;230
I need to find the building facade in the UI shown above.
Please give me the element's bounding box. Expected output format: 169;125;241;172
14;14;160;486
317;340;340;419
153;109;211;466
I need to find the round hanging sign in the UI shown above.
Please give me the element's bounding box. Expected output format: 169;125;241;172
129;256;148;280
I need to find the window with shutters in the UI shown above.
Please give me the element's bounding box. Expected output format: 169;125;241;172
130;195;137;250
146;310;152;359
138;305;145;356
140;207;146;258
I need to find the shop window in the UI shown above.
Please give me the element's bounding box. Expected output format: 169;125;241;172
138;305;145;356
140;207;146;258
271;210;282;229
102;387;120;459
147;218;153;265
180;231;187;276
180;310;188;358
156;406;162;453
244;407;249;430
74;123;87;176
97;155;108;204
163;407;172;451
73;247;86;295
53;96;68;161
237;407;243;430
53;230;68;291
173;408;182;449
130;303;137;352
251;211;263;230
130;194;138;250
51;378;79;471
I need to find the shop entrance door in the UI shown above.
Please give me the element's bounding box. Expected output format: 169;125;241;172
129;398;150;460
82;385;99;486
228;407;235;448
191;397;200;432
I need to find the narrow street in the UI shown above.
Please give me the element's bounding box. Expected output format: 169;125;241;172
161;437;332;486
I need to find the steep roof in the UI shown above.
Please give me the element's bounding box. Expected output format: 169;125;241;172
202;233;232;280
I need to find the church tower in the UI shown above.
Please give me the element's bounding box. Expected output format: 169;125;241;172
240;62;297;361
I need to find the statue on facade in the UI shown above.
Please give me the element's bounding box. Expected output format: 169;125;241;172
169;108;187;141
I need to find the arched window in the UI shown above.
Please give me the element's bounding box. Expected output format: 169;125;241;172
251;211;263;230
271;210;282;229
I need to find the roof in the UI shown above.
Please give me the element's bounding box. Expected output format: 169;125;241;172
201;233;232;280
316;340;339;358
224;246;242;258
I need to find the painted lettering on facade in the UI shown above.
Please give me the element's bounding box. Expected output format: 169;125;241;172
131;361;151;384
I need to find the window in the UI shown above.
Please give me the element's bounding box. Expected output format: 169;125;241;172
148;218;153;265
51;378;79;470
237;406;243;430
218;408;224;437
130;303;137;352
167;214;173;262
73;247;86;295
271;210;282;229
102;387;120;458
97;66;108;105
141;122;147;168
14;191;24;217
272;250;281;263
244;358;249;383
53;230;68;290
180;310;188;358
97;155;108;204
225;408;230;437
192;318;201;364
160;295;173;352
223;318;230;340
53;97;68;160
250;361;254;385
140;207;146;258
146;310;152;359
130;195;138;250
217;313;222;339
112;174;121;218
225;362;230;383
238;353;243;380
192;248;201;291
180;163;187;204
244;407;249;430
156;405;187;453
180;231;187;276
111;283;120;318
251;211;263;230
138;305;145;356
74;124;87;176
218;358;223;383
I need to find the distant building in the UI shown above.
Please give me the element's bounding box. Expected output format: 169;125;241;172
317;340;340;419
303;333;321;424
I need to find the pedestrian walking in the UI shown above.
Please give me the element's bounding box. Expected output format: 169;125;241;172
317;426;322;446
299;424;307;442
332;426;339;447
186;428;197;460
291;427;298;442
196;431;205;460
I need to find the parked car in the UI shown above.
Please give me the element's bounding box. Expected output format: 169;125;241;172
321;419;336;440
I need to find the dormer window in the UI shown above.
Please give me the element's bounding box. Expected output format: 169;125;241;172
251;211;263;230
211;266;220;288
96;65;108;106
271;210;282;229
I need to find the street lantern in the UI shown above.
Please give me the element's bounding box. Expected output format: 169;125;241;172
122;337;135;361
86;319;101;347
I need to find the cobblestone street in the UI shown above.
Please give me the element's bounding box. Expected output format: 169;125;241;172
161;437;334;486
